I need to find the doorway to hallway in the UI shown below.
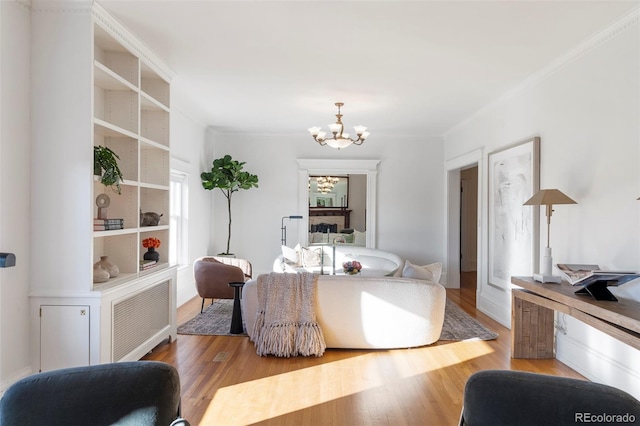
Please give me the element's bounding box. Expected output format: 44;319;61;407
460;166;478;294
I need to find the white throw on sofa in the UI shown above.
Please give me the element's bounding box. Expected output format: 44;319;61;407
242;274;447;349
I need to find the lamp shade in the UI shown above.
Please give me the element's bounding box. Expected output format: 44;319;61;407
523;189;577;206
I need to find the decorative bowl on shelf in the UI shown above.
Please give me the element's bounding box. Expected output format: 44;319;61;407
342;260;362;275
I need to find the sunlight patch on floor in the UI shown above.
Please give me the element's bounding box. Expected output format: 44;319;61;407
199;342;494;425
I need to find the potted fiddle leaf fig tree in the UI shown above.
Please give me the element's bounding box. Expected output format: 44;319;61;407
201;154;259;256
94;145;124;194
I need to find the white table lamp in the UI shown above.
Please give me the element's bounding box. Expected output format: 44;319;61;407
524;189;577;283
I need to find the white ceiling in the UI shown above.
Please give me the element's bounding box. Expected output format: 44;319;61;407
98;1;639;137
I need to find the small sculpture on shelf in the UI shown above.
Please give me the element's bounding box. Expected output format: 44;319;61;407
93;264;110;283
140;210;163;227
93;255;119;283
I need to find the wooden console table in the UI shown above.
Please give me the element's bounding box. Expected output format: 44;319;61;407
511;276;640;359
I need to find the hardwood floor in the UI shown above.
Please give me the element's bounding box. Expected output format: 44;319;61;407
144;273;584;425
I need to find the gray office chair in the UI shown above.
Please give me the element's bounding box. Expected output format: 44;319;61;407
459;369;640;425
0;361;189;426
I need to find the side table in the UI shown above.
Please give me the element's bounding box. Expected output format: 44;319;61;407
228;282;245;334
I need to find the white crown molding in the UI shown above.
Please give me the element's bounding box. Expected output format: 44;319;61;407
445;8;640;138
92;2;175;82
28;2;175;82
15;0;31;12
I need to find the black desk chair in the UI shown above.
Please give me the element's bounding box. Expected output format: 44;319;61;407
460;369;640;426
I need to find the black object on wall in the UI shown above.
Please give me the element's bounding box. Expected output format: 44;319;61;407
0;252;16;268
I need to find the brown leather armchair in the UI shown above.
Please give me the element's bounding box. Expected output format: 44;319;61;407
193;256;252;313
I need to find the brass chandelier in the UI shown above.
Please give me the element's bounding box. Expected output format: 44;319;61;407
308;102;369;149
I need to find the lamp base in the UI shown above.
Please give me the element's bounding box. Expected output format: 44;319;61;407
533;273;562;284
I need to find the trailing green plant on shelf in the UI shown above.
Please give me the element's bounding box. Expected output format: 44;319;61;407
201;154;259;255
94;145;124;194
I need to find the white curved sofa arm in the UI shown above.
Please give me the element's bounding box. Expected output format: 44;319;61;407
242;275;446;349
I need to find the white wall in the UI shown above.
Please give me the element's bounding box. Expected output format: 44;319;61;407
170;102;214;306
205;133;445;276
444;13;640;399
0;0;32;391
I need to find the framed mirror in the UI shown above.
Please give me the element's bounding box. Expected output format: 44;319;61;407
309;176;348;208
297;159;379;248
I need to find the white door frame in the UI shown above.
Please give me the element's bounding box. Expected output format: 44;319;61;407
444;149;483;289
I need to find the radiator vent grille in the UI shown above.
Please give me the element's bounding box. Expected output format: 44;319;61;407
112;280;170;361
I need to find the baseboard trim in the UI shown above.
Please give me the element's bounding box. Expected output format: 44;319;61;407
0;366;32;398
556;327;640;401
477;292;511;328
176;265;197;307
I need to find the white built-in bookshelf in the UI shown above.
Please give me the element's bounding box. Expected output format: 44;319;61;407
30;3;177;372
92;23;171;286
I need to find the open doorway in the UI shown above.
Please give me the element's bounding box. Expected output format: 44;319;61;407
460;166;478;292
445;149;482;304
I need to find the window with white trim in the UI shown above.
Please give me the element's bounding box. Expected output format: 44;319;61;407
170;171;189;266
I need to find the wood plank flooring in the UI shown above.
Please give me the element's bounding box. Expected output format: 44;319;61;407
144;272;584;425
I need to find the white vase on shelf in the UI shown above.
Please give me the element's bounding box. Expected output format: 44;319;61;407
94;256;119;278
93;264;110;283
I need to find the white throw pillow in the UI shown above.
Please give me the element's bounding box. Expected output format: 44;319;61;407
353;230;366;246
300;246;322;267
281;244;301;266
402;260;442;283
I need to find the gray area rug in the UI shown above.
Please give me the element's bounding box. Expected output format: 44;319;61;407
178;298;498;341
440;299;498;341
178;299;248;336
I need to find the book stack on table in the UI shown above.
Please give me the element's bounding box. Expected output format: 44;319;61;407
94;218;124;231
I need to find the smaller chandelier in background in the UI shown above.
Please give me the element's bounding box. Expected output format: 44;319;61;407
316;176;339;194
308;102;370;149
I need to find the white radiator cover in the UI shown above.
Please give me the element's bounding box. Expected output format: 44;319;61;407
112;280;170;362
30;267;177;369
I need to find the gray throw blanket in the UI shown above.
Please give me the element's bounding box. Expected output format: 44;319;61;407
252;272;326;357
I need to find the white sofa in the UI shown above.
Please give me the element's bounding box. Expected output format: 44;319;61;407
275;245;404;277
242;275;446;349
